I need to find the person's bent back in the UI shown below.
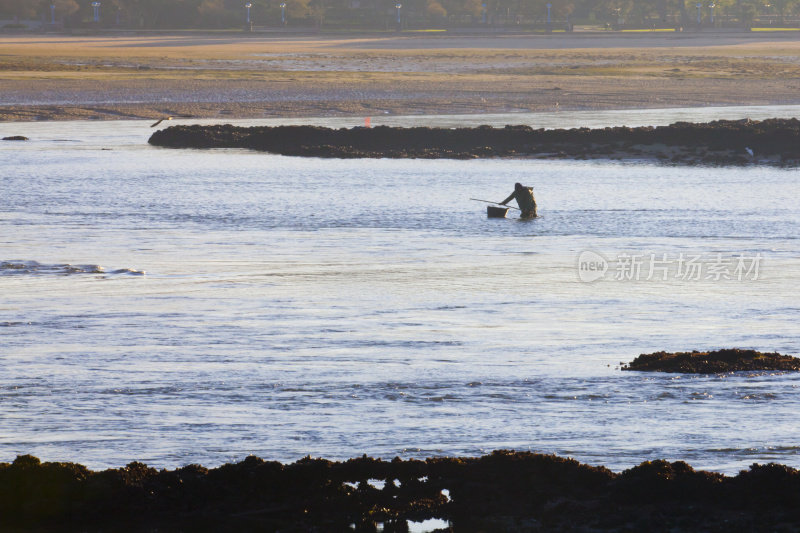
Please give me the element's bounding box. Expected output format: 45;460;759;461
500;182;537;218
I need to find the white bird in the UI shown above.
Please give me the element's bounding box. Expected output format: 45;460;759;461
745;147;754;157
150;117;173;128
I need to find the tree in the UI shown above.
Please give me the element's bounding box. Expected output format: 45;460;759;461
738;0;759;27
279;0;314;20
0;0;37;19
124;0;204;28
97;0;125;24
769;0;800;20
198;0;239;26
308;0;325;26
426;0;447;19
36;0;80;21
441;0;481;20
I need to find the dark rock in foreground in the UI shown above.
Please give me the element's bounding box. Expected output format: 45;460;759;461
622;348;800;373
2;135;28;141
148;118;800;165
3;451;800;531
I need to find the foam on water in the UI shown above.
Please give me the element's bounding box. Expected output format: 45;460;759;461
0;260;144;276
1;107;799;474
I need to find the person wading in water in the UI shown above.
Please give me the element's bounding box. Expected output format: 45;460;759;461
500;183;537;218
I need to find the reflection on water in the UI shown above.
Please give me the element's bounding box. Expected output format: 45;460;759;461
1;106;799;473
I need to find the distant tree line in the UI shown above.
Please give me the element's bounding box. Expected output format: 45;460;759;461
2;0;799;29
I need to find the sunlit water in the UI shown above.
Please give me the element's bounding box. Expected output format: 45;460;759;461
1;106;799;475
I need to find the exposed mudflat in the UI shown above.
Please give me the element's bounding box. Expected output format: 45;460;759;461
148;118;800;165
4;451;800;531
622;348;800;373
3;34;800;122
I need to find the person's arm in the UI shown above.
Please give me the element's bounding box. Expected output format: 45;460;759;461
499;192;515;205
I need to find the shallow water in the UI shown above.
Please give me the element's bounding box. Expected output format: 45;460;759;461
1;106;799;474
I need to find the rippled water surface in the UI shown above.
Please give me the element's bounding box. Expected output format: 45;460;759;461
1;107;799;474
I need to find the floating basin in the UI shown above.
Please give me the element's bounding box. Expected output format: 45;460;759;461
487;205;509;218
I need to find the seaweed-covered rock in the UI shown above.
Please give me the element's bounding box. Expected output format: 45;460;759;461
2;135;29;141
3;451;800;531
621;348;800;373
147;119;800;165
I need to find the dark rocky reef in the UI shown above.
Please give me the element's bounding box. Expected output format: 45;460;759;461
4;451;800;531
2;135;29;141
148;118;800;165
622;348;800;373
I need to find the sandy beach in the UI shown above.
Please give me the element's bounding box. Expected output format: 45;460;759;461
2;32;800;121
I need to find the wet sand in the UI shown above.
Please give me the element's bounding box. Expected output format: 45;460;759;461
2;32;800;122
